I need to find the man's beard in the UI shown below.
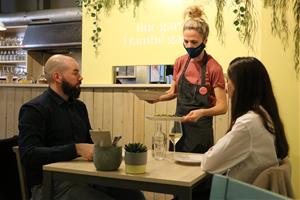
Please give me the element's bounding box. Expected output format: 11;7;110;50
61;79;81;99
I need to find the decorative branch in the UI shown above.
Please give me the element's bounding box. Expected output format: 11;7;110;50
293;0;300;75
232;0;257;50
215;0;227;44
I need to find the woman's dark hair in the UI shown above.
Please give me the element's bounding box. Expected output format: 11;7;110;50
227;57;289;159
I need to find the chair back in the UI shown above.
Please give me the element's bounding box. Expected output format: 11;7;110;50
209;174;228;199
13;146;30;200
0;136;22;200
227;177;289;200
209;174;290;200
253;158;294;198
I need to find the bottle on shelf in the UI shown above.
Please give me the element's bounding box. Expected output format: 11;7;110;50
152;121;167;160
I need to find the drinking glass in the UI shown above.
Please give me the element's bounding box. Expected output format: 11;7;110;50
168;120;183;159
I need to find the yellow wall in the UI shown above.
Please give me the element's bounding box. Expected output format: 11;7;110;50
82;0;299;197
260;5;299;198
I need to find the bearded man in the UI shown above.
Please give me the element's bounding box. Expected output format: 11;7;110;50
18;55;145;200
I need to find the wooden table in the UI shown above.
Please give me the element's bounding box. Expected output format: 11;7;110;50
43;152;207;200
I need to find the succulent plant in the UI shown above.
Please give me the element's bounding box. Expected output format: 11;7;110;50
124;142;147;153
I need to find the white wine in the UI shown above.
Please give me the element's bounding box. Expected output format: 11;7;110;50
169;133;182;145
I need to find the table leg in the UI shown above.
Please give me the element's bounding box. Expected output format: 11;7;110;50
43;170;53;200
177;187;192;200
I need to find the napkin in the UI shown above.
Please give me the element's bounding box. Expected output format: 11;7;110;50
89;129;112;147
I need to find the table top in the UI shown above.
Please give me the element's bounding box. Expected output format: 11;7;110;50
43;152;206;187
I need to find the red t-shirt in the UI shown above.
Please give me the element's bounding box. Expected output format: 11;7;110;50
173;53;225;106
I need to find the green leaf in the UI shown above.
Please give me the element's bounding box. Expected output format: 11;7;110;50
233;9;238;14
97;27;102;32
234;20;240;26
240;6;246;12
91;13;96;17
236;27;240;31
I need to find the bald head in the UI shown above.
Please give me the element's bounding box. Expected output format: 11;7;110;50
44;54;78;83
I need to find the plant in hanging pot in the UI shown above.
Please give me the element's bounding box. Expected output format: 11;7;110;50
124;142;148;174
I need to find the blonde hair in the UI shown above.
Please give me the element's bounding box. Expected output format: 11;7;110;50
183;5;209;40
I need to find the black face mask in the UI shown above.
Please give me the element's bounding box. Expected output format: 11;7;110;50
61;79;81;99
184;42;206;58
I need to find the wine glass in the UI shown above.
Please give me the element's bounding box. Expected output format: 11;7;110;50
168;120;183;159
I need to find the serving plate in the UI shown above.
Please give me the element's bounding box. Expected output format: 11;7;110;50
174;154;203;164
146;115;183;121
129;90;166;101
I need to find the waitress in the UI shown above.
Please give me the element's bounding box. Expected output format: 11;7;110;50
150;5;227;153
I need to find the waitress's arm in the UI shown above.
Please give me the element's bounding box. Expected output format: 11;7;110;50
146;81;177;103
184;86;227;121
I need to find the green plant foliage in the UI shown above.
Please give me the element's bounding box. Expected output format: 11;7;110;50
215;0;227;44
232;0;257;49
76;0;143;52
293;0;300;75
125;142;148;153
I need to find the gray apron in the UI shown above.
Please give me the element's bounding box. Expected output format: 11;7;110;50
171;54;213;153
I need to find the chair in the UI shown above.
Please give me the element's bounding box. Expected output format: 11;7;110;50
209;174;228;200
253;158;294;198
209;174;290;200
226;177;290;200
0;135;22;200
13;146;30;200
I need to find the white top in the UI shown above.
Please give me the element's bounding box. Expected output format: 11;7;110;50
201;111;278;183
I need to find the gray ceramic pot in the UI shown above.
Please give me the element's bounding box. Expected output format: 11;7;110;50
93;145;122;171
124;151;147;174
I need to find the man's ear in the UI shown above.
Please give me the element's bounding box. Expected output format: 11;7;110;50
203;38;208;45
52;72;62;83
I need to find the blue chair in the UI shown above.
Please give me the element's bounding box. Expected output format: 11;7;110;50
209;174;290;200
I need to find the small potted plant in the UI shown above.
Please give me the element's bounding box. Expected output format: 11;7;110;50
124;142;148;174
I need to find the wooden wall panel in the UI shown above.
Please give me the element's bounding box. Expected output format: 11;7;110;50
112;89;124;138
122;91;134;145
102;89;113;132
0;86;230;147
6;88;15;138
93;89;104;130
0;87;7;139
133;96;145;143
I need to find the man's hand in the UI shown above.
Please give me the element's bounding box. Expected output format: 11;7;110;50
75;143;94;161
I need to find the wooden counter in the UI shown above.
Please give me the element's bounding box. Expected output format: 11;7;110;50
0;84;229;149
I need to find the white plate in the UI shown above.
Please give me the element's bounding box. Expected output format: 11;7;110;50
146;115;183;121
174;154;203;164
129;90;166;101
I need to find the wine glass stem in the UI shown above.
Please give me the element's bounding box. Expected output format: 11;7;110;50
173;143;176;159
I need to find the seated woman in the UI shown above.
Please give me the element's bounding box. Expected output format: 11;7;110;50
196;57;289;199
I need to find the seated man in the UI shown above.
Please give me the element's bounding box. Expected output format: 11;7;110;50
18;54;145;200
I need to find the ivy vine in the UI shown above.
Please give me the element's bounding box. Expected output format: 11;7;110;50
75;0;143;52
215;0;300;75
77;0;300;74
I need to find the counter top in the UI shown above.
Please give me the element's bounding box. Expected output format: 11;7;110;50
0;83;171;88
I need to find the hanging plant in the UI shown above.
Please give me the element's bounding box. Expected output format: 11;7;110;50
75;0;143;52
232;0;257;49
263;0;289;49
293;0;300;75
215;0;227;44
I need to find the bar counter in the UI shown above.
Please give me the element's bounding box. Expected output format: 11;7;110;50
0;83;229;153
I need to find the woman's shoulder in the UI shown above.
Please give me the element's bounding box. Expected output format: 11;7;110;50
235;111;264;129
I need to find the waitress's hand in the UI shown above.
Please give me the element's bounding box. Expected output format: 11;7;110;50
145;98;160;104
183;109;204;122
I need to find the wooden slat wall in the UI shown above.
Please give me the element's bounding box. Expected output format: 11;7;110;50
0;86;230;200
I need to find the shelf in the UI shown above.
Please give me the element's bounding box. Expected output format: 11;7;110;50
0;46;24;49
116;76;136;79
0;60;26;64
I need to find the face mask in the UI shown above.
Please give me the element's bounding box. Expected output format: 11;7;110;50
184;42;206;58
61;78;81;99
